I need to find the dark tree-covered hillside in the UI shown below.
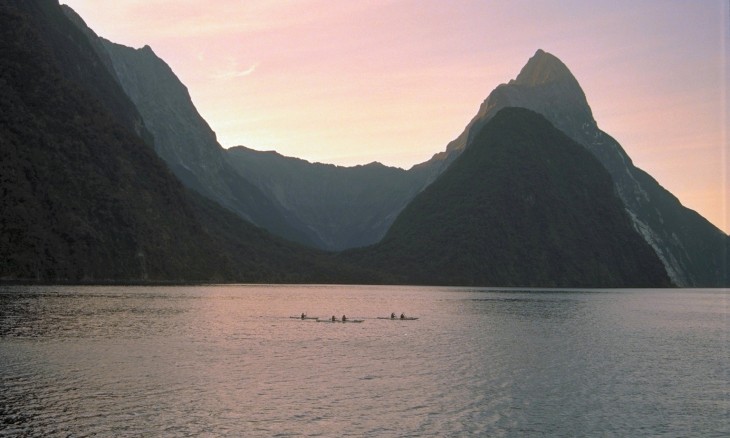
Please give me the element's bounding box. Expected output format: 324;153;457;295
0;0;372;284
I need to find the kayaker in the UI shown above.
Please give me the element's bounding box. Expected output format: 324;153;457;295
331;315;336;322
400;313;405;319
301;312;306;319
342;315;347;322
390;312;396;319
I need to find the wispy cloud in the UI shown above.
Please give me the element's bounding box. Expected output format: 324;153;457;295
211;61;258;80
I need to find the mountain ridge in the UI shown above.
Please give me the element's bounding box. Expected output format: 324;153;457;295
225;145;430;250
346;107;672;287
412;49;728;286
61;5;322;248
33;3;727;286
511;49;582;87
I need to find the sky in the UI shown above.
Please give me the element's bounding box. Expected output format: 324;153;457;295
62;0;728;234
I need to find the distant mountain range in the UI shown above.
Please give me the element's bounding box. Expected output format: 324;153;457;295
1;0;726;286
225;147;431;250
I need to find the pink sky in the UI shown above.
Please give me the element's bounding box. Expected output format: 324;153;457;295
62;0;728;234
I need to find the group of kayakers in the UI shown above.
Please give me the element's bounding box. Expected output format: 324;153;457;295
305;314;348;321
300;312;348;321
300;312;410;321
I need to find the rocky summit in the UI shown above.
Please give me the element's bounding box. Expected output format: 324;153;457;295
414;49;728;287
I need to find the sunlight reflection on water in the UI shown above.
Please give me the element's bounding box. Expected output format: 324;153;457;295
0;285;727;436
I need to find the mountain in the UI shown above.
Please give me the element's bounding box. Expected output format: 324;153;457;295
21;1;723;286
415;49;728;287
0;0;370;283
230;50;727;283
61;6;319;248
346;107;673;287
63;5;432;252
226;147;431;250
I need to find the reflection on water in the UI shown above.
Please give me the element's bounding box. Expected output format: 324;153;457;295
0;285;728;436
464;296;585;320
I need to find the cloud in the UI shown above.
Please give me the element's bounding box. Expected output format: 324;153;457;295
211;61;258;80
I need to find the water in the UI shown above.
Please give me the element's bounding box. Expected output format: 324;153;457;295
0;285;727;437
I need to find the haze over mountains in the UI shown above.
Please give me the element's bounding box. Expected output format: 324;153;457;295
1;0;727;287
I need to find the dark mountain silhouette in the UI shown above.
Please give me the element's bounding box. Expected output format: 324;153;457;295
346;108;673;287
0;0;369;283
5;1;722;287
224;51;727;285
414;50;728;286
226;147;431;250
60;6;319;248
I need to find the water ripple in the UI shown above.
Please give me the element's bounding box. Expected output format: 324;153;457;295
0;286;727;436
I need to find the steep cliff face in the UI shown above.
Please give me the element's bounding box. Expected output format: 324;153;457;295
346;108;672;288
99;42;229;195
0;0;229;281
62;5;319;247
415;49;728;286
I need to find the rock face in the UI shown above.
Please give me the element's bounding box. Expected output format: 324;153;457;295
226;147;431;250
415;50;728;287
346;108;673;288
62;6;319;247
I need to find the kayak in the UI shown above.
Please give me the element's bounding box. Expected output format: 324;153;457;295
377;317;419;321
317;319;364;323
289;316;319;320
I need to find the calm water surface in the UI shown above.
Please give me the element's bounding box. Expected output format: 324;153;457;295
0;285;727;436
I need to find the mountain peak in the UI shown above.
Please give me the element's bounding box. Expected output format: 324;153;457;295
511;49;577;87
